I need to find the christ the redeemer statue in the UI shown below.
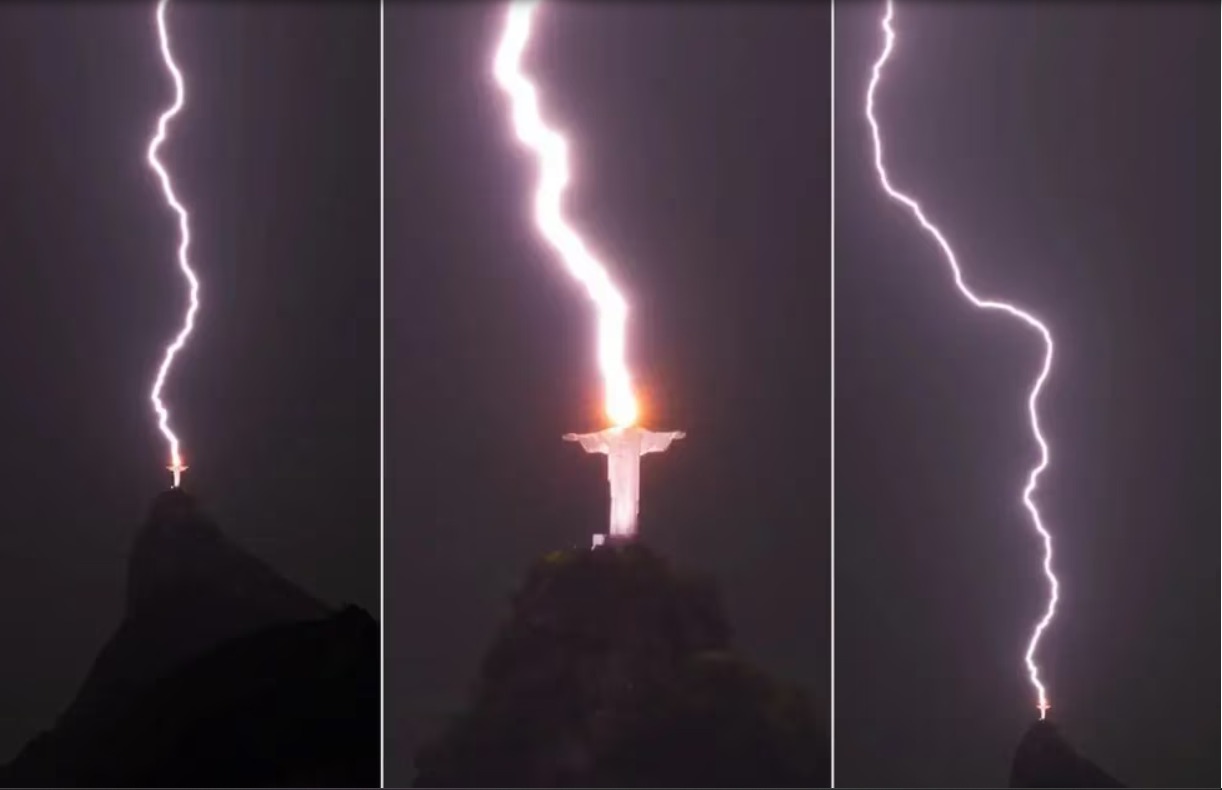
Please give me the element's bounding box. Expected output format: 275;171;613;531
564;425;685;543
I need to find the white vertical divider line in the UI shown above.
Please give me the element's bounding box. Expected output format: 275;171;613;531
378;0;386;785
829;1;837;786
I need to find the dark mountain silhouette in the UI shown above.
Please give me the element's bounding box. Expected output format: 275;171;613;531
0;488;378;788
414;542;830;787
1010;719;1125;788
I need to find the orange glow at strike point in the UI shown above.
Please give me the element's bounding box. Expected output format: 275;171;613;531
492;0;638;429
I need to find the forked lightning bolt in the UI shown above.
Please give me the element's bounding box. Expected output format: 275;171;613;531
492;0;639;429
866;0;1060;719
146;0;200;489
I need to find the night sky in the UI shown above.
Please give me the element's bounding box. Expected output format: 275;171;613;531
0;2;378;762
836;2;1217;787
386;3;830;784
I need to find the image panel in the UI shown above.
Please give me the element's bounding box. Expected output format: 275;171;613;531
0;2;381;786
834;2;1219;787
386;2;831;786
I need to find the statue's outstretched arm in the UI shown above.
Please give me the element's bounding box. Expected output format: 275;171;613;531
641;430;685;454
563;431;610;454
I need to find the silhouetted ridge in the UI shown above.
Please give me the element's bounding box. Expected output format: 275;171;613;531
60;489;328;740
415;542;829;787
0;490;376;787
1010;720;1124;788
128;488;327;621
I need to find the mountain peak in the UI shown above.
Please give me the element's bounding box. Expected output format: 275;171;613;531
1010;719;1124;788
41;490;330;747
126;488;327;624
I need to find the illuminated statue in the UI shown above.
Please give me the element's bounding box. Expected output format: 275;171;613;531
167;461;188;490
564;426;685;542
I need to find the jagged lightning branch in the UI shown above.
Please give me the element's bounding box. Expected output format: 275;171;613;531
146;0;200;489
866;0;1060;719
492;0;639;429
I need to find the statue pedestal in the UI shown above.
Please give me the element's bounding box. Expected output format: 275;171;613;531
591;533;636;550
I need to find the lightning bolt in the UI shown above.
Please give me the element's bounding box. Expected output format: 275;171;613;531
492;0;639;429
146;0;200;490
866;0;1060;719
